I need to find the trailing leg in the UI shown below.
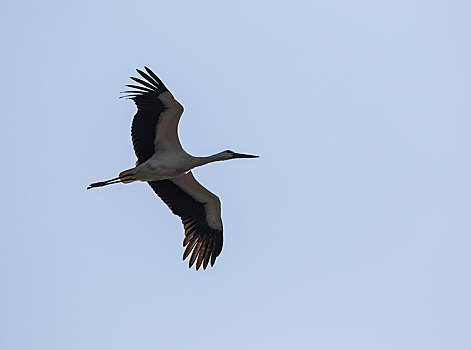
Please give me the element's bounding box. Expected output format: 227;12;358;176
87;170;136;190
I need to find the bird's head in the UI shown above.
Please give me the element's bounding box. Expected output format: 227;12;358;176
222;150;259;160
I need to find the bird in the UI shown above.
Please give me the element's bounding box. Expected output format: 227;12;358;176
88;67;258;270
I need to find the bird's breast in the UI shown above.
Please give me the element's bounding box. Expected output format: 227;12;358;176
135;153;193;181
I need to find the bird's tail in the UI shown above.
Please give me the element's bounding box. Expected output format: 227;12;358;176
118;168;137;184
87;170;136;190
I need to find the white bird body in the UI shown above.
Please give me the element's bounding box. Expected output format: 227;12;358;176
120;151;193;182
89;67;258;270
120;151;233;182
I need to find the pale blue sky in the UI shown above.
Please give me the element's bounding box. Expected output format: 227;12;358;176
1;1;470;349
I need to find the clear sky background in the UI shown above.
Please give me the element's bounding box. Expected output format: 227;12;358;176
1;1;470;349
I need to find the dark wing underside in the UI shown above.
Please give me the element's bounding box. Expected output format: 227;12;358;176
148;179;223;270
121;67;169;164
123;68;221;270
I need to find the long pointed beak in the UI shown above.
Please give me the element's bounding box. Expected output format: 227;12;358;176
232;152;259;159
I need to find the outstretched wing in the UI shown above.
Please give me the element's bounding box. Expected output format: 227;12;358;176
148;172;223;270
122;67;184;165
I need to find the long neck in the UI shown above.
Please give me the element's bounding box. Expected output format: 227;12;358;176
192;152;228;168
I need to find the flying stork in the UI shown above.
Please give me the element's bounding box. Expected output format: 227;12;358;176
88;67;258;270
